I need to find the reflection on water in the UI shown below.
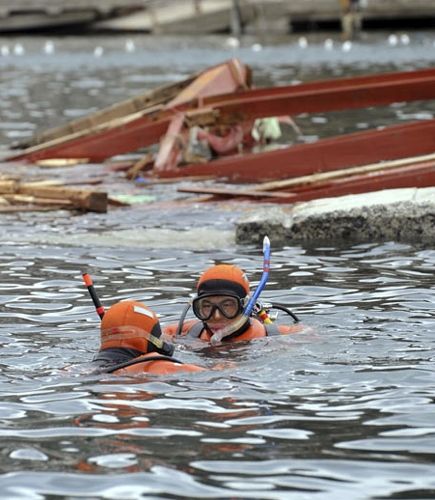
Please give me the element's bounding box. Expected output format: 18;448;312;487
1;32;435;499
0;242;434;498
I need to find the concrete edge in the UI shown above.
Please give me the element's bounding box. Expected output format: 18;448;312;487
236;187;435;246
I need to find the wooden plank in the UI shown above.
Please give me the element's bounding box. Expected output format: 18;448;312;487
178;156;435;203
6;108;171;163
154;113;186;172
177;186;295;198
269;162;435;204
18;185;107;213
254;153;435;192
0;180;18;194
12;75;198;149
3;194;74;206
35;158;89;167
126;152;154;180
138;175;217;185
210;72;435;127
0;205;71;213
203;66;435;108
19;180;64;188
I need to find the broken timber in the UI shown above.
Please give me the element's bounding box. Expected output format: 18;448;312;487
7;63;435;170
168;118;435;182
177;186;295;199
177;154;435;203
11;74;199;150
7;58;250;165
6;60;435;204
0;181;108;213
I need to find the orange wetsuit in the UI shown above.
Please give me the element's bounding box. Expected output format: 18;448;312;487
164;317;306;342
92;350;205;375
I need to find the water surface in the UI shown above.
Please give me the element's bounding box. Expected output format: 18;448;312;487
0;31;435;499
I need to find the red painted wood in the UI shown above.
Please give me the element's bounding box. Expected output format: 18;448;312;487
9;115;172;163
159;118;435;182
154;58;249;172
153;114;186;172
270;162;435;204
205;71;435;124
8;65;435;167
202;66;435;108
8;59;249;164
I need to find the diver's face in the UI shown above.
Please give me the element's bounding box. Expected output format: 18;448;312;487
193;295;243;333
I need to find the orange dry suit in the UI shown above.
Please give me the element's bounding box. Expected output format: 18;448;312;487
164;317;305;342
92;300;205;375
164;263;306;343
92;347;205;375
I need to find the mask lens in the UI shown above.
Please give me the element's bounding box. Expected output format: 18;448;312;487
193;296;242;320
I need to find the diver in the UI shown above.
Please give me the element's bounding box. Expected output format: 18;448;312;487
163;264;307;344
91;300;205;375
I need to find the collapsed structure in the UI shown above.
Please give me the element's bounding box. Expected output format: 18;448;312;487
5;58;435;210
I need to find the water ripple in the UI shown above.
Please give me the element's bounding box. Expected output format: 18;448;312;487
1;38;435;497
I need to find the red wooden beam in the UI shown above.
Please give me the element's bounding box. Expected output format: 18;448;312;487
202;66;435;108
185;161;435;204
270;162;435;204
7;114;172;163
7;65;435;165
203;69;435;124
153;58;250;173
7;59;250;164
160;118;435;182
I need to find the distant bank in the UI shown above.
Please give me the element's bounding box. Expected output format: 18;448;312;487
0;0;434;35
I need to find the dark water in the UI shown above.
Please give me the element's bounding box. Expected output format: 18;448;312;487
0;32;435;499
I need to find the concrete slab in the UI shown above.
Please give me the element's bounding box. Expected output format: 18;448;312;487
236;187;435;246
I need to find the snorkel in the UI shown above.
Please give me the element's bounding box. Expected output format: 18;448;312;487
209;236;271;345
82;273;175;356
83;273;105;319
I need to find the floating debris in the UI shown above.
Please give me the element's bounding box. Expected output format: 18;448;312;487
7;60;435;208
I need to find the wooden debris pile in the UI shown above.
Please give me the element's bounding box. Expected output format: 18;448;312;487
6;58;255;175
177;153;435;204
0;177;107;213
5;60;435;207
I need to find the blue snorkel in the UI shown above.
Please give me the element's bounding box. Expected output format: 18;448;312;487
210;236;271;345
243;235;270;317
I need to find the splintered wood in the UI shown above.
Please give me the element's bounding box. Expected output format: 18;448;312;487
0;177;107;213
